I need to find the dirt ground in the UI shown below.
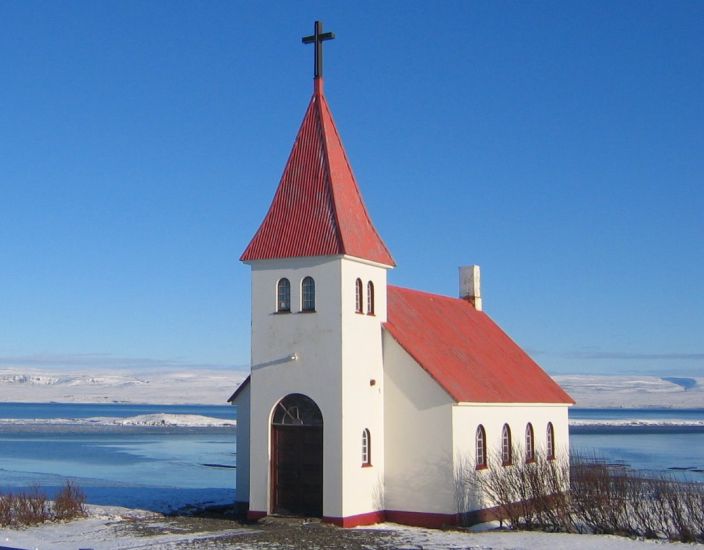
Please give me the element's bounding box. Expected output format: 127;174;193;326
116;506;406;549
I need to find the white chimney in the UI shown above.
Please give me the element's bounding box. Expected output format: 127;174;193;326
459;265;482;311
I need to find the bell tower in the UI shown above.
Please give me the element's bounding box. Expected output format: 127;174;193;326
239;21;394;524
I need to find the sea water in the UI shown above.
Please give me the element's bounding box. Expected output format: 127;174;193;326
0;404;701;512
570;408;704;481
0;403;236;512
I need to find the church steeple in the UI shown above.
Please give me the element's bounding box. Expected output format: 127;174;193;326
240;23;394;267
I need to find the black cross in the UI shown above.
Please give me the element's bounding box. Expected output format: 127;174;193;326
302;21;335;79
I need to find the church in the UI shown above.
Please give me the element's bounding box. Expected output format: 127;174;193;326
228;22;574;528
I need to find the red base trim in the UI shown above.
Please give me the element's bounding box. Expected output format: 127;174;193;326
246;510;267;521
322;510;385;528
384;509;458;529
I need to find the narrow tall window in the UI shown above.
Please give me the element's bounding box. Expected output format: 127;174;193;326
546;422;555;460
475;425;487;469
367;281;375;315
501;424;512;466
525;423;535;463
362;428;371;466
355;278;363;313
277;278;291;312
301;276;315;312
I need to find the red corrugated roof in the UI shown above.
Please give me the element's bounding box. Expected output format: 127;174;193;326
385;286;574;404
241;79;395;266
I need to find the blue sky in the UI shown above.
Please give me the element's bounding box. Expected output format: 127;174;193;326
1;1;702;377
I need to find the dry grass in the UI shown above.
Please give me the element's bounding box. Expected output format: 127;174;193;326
465;449;704;543
0;481;87;527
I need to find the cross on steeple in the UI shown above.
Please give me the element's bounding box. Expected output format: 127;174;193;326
302;21;335;79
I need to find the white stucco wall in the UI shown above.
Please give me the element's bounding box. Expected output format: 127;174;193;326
339;257;388;518
246;255;390;519
452;403;570;511
382;332;456;515
231;382;251;505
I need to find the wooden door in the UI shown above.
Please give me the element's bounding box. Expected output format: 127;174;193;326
272;424;323;516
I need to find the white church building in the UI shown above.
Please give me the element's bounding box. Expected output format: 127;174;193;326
229;22;574;529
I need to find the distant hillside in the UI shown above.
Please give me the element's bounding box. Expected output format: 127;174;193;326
554;375;704;408
0;368;246;405
0;368;700;408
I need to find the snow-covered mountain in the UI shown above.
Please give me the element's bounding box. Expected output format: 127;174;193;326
0;368;246;405
554;375;704;409
0;368;700;408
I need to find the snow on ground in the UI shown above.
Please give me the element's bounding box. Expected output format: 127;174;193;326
0;368;246;405
2;508;703;550
554;375;704;408
0;413;236;427
0;505;250;550
370;522;704;550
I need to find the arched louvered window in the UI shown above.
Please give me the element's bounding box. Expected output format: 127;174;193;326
277;278;291;312
362;428;371;466
367;281;375;315
501;424;512;466
475;425;487;469
301;277;315;312
546;422;555;460
525;423;535;463
355;278;363;313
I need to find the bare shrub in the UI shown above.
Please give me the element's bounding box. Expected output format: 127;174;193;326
465;448;703;543
14;485;49;525
467;446;571;530
570;456;704;543
53;480;87;521
569;452;630;534
0;493;16;527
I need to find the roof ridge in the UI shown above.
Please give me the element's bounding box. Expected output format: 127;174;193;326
387;284;467;304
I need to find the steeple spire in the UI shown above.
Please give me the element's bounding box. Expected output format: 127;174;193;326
302;21;335;81
240;22;394;267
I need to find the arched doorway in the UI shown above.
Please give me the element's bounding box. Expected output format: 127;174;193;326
271;393;323;516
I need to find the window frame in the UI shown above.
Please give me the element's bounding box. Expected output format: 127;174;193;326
355;278;364;314
276;278;291;313
367;281;375;316
501;423;512;466
546;422;555;461
301;276;316;312
475;425;487;470
525;423;535;463
361;428;372;467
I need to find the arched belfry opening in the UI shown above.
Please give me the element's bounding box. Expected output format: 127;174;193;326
270;393;323;516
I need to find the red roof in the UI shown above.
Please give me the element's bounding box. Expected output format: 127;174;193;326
241;79;394;266
384;286;574;404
